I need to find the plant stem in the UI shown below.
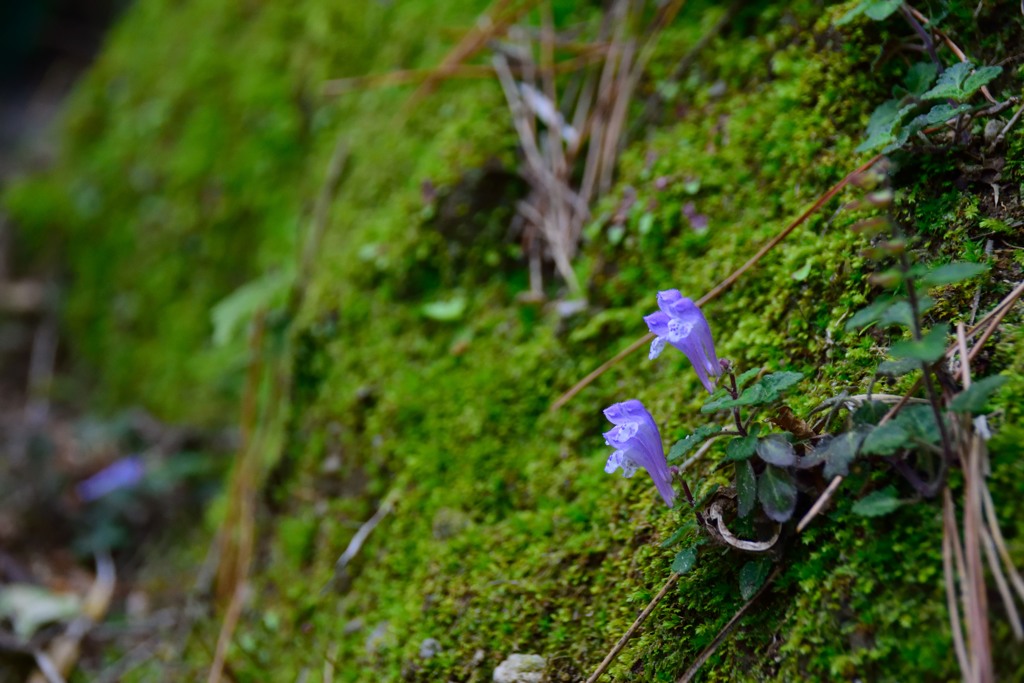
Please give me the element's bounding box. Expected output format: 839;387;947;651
727;370;748;436
901;254;954;464
678;477;705;526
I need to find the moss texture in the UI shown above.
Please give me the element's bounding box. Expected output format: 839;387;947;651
5;0;1024;681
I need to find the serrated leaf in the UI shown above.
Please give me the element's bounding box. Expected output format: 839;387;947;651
903;62;939;96
736;460;756;517
893;404;942;444
756;435;796;467
862;422;910;455
877;358;919;377
805;430;866;479
668;425;723;461
921;61;973;100
918;262;988;287
672;546;698;574
758;465;797;523
852;486;902;517
890;324;948;363
739;559;773;601
724;434;758;462
949;375;1008;414
855;99;902;152
760;372;805;395
962;65;1002;95
904;103;972;138
736;367;764;390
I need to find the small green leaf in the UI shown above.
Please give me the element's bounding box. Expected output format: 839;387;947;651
736;460;756;517
724;434;758;462
877;358;919;377
921;61;972;100
862;422;910;455
672;546;698;574
903;103;972;137
210;270;294;347
878;296;934;327
736;367;764;390
792;261;812;281
949;375;1008;414
660;520;696;548
918;262;988;287
855;99;902;152
739;559;773;601
962;65;1002;95
893;404;943;445
890;324;948;363
846;299;895;331
903;62;938;96
668;425;723;461
804;430;865;478
863;0;903;19
759;372;805;395
852;486;903;517
755;435;796;467
758;465;797;523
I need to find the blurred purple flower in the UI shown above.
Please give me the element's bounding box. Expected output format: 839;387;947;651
644;290;721;393
603;399;676;507
76;457;145;502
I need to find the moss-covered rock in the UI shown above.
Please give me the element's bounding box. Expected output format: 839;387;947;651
5;0;1024;681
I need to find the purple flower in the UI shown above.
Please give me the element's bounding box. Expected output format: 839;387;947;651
644;290;721;393
603;399;676;507
76;457;145;502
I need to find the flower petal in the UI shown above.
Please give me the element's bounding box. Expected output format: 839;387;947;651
643;311;671;338
649;336;667;360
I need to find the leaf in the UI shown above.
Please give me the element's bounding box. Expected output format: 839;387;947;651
739;559;773;601
921;61;972;100
755;435;796;467
758;465;797;523
893;404;942;445
759;372;805;395
890;324;948;363
963;66;1002;95
735;367;764;390
421;296;467;321
903;62;939;97
668;425;723;461
210;270;294;347
863;0;903;19
736;460;756;517
903;103;972;137
918;261;988;287
949;375;1008;414
661;519;696;548
877;358;919;377
852;486;903;517
861;422;910;455
672;546;698;574
846;298;894;331
855;99;902;152
878;296;934;327
801;430;865;478
724;434;758;462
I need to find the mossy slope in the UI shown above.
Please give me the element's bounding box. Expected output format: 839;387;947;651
6;0;1024;681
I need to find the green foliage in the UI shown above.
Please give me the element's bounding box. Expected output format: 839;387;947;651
736;460;757;517
755;434;797;466
672;546;698;574
701;371;804;413
890;324;949;362
837;0;903;25
758;465;798;523
852;486;903;516
950;375;1009;414
668;424;722;461
739;559;773;600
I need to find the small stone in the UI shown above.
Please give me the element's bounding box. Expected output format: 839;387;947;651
984;118;1003;144
493;653;546;683
419;637;443;659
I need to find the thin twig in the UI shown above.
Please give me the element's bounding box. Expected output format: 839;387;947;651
796;475;845;534
324;492;397;594
944;494;972;678
584;573;680;683
988;100;1024;152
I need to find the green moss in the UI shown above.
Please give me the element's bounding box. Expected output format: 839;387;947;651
8;0;1024;681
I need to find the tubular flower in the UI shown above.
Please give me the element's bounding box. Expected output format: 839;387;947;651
603;399;676;507
643;289;721;393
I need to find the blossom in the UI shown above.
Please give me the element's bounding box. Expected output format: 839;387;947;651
76;456;145;502
644;290;721;393
603;399;676;507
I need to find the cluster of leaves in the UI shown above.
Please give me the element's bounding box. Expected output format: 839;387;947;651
857;61;1002;154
